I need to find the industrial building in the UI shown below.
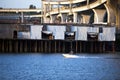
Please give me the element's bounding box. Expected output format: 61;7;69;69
0;0;119;53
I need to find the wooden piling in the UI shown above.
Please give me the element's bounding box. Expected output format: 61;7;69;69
2;39;4;52
37;40;39;52
112;41;115;53
99;42;102;53
0;39;116;53
24;40;27;53
8;39;12;53
4;40;6;52
20;40;23;53
44;40;47;53
15;40;18;53
55;41;56;53
91;41;93;53
58;40;61;53
5;40;8;52
48;40;50;53
34;40;37;52
94;41;97;53
79;41;81;53
41;40;43;53
75;41;77;53
0;40;1;52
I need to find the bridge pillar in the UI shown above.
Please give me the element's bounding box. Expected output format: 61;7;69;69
107;0;120;28
57;14;63;23
104;4;116;24
44;16;50;23
50;14;57;23
116;5;120;28
61;13;68;23
73;12;78;23
43;4;50;23
93;9;106;24
76;14;82;24
116;3;120;28
21;12;24;23
81;14;91;24
66;14;73;23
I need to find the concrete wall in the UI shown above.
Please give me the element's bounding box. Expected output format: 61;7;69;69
0;24;17;38
0;24;30;39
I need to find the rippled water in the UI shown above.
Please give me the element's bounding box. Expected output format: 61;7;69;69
0;53;120;80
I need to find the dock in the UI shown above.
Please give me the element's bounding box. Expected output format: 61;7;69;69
0;39;115;53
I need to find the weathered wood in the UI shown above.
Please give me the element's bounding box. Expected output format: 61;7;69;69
0;39;116;53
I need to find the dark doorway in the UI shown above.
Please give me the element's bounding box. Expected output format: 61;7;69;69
13;30;17;38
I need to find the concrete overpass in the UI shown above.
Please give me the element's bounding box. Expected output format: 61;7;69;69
43;0;86;5
42;0;120;29
0;8;43;23
0;8;42;13
0;0;120;29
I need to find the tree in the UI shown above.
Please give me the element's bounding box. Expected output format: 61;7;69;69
0;7;3;9
29;4;36;9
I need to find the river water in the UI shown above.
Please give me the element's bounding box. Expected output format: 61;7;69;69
0;53;120;80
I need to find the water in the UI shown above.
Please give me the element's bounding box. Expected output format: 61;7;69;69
0;53;120;80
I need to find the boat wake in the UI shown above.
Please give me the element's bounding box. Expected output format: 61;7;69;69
62;54;102;59
62;54;79;58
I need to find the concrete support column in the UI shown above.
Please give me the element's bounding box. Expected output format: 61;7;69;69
43;2;51;23
87;0;90;8
43;3;51;23
93;9;106;24
77;14;82;24
21;12;24;23
58;13;67;23
45;17;51;23
116;5;120;28
87;0;89;5
43;4;47;23
50;15;54;23
104;4;116;24
57;13;67;23
107;0;120;28
81;14;91;24
116;8;120;29
98;0;102;3
57;14;62;23
73;12;78;23
50;4;52;11
43;13;51;23
50;15;57;23
41;1;44;23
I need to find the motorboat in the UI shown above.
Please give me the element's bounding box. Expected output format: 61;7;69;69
62;54;79;58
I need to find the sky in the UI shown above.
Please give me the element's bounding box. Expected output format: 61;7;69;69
0;0;41;8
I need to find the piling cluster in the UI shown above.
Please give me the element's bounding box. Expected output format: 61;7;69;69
0;39;115;53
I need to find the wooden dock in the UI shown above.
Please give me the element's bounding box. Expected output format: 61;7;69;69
0;39;115;53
